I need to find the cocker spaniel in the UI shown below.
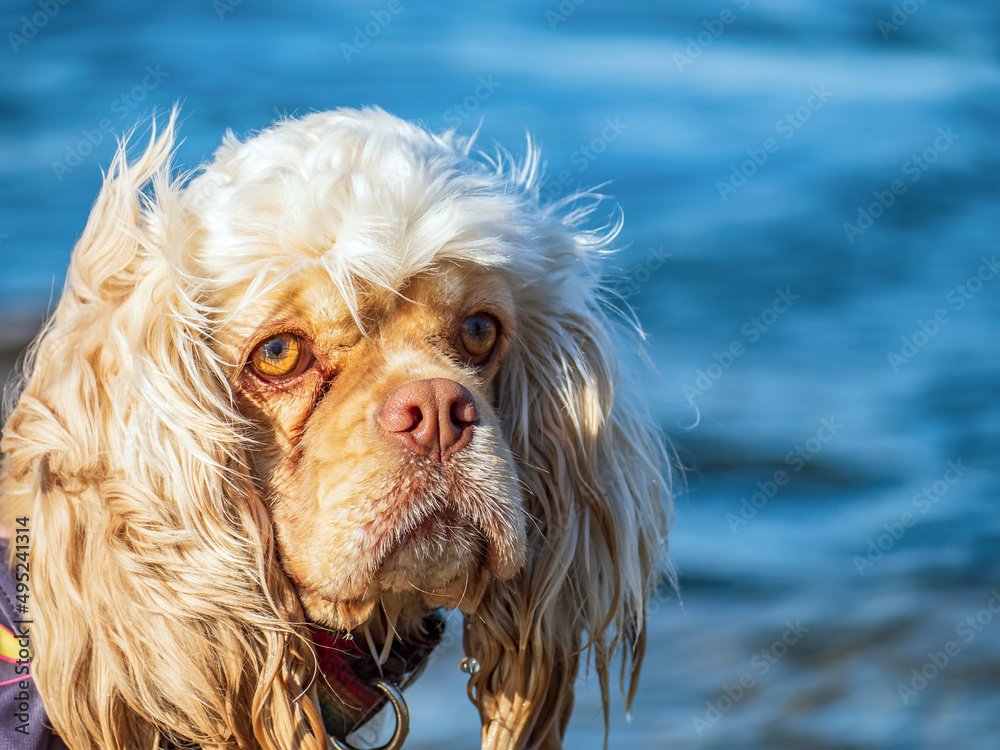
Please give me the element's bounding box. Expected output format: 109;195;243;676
0;108;671;750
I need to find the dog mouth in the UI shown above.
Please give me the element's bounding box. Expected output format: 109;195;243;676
382;489;525;583
293;489;524;631
375;504;488;595
405;507;463;541
285;448;527;631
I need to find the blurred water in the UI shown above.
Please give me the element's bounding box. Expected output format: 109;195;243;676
2;0;999;747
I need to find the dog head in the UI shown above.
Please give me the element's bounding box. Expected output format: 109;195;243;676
1;108;670;750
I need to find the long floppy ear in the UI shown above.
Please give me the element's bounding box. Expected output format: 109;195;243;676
0;117;325;750
464;197;672;749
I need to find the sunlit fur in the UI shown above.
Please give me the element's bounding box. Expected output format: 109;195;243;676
0;108;671;750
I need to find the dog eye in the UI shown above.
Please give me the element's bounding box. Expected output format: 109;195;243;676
458;314;498;364
250;333;306;380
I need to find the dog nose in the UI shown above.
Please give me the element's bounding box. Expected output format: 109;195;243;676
376;378;479;462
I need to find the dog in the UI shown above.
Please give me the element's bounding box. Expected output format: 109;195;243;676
0;108;671;750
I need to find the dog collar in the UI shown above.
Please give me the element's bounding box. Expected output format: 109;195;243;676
311;611;445;748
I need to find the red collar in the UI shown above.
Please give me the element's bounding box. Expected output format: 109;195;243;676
310;612;445;740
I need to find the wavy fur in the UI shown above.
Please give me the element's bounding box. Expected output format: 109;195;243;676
0;108;670;750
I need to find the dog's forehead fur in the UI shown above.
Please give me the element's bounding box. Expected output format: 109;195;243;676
181;108;540;321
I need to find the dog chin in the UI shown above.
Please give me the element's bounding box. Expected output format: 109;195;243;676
299;589;381;631
381;511;483;582
296;527;489;630
297;570;487;632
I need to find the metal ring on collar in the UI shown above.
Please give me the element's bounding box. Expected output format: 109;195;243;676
328;679;409;750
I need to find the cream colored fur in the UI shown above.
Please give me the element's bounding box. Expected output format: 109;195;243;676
0;108;671;750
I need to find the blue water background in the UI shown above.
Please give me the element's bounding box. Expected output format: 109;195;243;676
2;1;999;747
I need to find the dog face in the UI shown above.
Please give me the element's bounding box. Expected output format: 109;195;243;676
0;108;670;750
212;267;526;629
180;109;541;633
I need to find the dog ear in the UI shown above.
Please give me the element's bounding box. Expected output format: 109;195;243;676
0;116;326;750
463;208;671;749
